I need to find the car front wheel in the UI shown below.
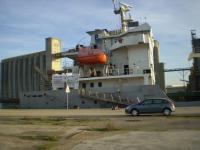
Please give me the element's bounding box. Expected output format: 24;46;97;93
163;108;171;116
131;109;139;116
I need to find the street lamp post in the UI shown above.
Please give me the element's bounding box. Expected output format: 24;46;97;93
65;85;70;109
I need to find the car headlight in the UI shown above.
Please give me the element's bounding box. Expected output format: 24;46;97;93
125;105;131;110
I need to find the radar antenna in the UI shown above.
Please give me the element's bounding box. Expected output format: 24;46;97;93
191;30;197;39
112;0;133;32
119;2;133;9
112;0;117;10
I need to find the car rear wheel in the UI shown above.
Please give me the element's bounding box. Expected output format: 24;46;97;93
131;109;139;116
163;108;171;116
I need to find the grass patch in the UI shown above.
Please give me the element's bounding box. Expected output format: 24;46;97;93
85;121;120;132
167;115;200;119
86;128;119;132
126;119;141;122
0;117;68;125
19;135;58;141
0;116;108;127
65;131;83;139
35;142;57;150
145;128;169;132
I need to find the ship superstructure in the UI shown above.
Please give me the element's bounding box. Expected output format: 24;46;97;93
76;1;164;102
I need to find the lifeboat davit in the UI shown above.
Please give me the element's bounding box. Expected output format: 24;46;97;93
76;48;107;65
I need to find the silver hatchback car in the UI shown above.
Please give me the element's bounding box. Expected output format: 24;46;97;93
125;98;176;116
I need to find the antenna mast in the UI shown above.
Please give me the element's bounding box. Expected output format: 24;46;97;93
112;0;133;32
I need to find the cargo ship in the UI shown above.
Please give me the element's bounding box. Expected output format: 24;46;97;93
1;1;167;108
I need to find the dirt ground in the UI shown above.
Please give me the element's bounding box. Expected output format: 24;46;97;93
0;107;200;150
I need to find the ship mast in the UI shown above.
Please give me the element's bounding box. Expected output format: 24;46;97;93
112;0;133;32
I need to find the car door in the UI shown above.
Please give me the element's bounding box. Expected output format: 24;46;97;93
151;99;164;113
139;100;153;113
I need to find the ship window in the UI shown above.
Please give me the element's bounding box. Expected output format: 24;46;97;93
94;44;98;49
110;51;113;57
96;71;101;77
90;83;94;88
143;69;151;74
124;65;129;75
98;82;102;87
82;83;86;88
95;34;99;40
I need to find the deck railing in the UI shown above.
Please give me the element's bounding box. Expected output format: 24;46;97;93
79;89;139;105
106;68;143;76
80;67;144;78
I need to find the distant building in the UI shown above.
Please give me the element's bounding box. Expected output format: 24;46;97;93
0;38;61;100
166;85;185;94
188;30;200;91
153;40;165;91
0;62;1;98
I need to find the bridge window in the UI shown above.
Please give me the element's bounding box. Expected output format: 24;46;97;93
98;82;102;87
143;69;151;74
82;83;86;88
90;83;94;88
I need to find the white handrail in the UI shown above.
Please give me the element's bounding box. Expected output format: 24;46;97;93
80;89;134;104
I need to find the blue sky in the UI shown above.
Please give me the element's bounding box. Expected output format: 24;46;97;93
0;0;200;86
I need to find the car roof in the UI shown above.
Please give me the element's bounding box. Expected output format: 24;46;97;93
145;98;169;100
144;98;173;102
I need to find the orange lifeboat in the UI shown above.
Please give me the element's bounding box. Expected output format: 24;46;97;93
76;48;107;65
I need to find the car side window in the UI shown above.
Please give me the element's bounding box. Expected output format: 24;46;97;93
162;100;169;104
153;99;163;104
141;100;152;105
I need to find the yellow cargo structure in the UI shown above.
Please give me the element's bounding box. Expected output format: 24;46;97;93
0;38;61;100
